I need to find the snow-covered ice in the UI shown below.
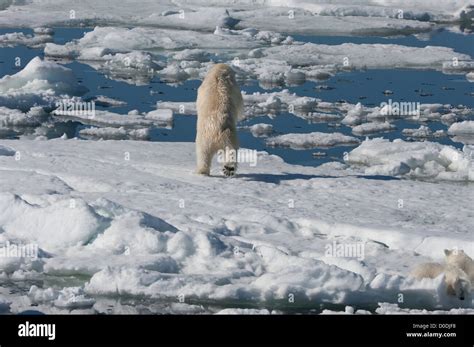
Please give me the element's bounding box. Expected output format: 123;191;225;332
448;121;474;135
79;127;150;141
403;126;435;139
0;0;473;316
248;123;274;138
0;0;447;36
37;23;474;87
0;139;472;314
346;138;474;181
0;57;87;111
53;108;173;129
352;121;396;135
266;132;360;149
0;28;53;48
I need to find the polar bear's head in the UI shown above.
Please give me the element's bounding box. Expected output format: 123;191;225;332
444;249;473;269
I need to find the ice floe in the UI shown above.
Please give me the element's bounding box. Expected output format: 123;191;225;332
79;127;150;141
41;25;474;87
0;139;471;313
53;108;173;129
448;120;474;135
0;57;87;111
0;0;447;36
346;138;473;181
0;28;53;48
248;123;274;138
266;132;360;149
352;121;396;135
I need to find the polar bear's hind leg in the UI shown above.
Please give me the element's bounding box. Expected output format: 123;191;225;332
196;138;213;175
221;128;239;177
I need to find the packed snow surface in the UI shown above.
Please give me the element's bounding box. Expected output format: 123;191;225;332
0;0;473;316
0;0;451;35
0;139;472;314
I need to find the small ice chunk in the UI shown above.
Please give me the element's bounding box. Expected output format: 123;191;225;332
145;109;173;127
346;138;473;181
249;123;273;137
352;122;396;135
448;121;474;135
402;125;433;138
266;132;360;149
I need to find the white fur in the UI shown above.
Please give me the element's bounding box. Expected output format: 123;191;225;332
444;249;474;283
410;262;444;279
411;249;474;300
195;63;243;176
443;265;471;301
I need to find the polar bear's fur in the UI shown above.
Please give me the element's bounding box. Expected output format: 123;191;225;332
410;262;444;279
444;249;474;282
195;63;243;176
411;249;474;300
443;265;471;300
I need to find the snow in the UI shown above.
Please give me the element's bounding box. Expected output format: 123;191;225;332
265;0;471;21
43;25;270;60
403;126;434;138
0;139;471;313
79;127;150;141
29;285;95;309
157;89;324;121
340;102;472;127
346;138;474;181
448;121;474;135
145;109;174;128
0;0;473;316
234;41;472;88
0;0;441;36
91;95;127;107
352;121;396;135
375;302;474;314
0;29;53;48
260;42;471;71
0;107;48;127
43;25;290;85
237;8;433;36
0;57;87;111
216;308;273;314
248;123;273;138
266;132;360;149
39;24;474;88
0;193;106;252
53;109;172;129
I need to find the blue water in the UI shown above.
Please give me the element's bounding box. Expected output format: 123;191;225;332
0;27;473;167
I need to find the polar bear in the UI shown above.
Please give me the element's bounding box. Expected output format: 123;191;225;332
410;262;444;279
444;249;474;282
411;254;472;301
443;265;471;300
195;63;243;176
